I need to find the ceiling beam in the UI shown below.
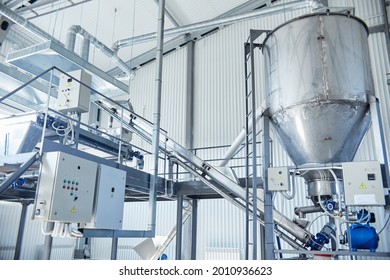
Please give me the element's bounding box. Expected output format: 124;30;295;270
153;0;180;27
25;0;93;20
108;0;277;76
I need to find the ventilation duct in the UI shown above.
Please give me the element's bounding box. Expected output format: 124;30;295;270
66;25;135;79
112;0;325;51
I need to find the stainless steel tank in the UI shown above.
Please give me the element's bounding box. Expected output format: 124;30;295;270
262;13;373;196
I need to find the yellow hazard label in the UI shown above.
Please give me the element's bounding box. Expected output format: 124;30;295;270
359;183;366;189
71;206;77;213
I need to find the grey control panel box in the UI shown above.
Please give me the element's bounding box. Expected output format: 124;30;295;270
342;161;385;206
268;166;290;192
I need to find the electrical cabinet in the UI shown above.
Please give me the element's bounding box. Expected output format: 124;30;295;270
83;164;126;230
57;69;92;113
34;152;98;223
268;166;290;191
342;161;385;206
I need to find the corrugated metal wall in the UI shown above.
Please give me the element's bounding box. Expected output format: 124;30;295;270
1;0;390;260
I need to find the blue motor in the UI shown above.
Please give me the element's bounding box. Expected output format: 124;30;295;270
308;222;336;250
12;178;25;189
347;223;379;252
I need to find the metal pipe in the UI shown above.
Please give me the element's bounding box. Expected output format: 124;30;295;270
262;110;274;260
65;25;134;78
0;3;63;45
148;0;166;237
112;0;323;51
294;205;323;218
153;0;180;27
218;105;263;167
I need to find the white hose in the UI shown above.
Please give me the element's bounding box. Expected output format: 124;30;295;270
328;169;343;212
281;171;296;200
40;221;53;236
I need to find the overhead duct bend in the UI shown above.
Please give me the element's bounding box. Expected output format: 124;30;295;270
66;25;135;79
112;0;325;51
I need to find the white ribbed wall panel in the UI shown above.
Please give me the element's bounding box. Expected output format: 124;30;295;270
0;202;76;259
0;201;20;259
91;200;177;260
329;0;385;27
196;199;246;260
127;46;187;175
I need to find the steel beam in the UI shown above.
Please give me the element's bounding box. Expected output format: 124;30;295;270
13;200;29;260
175;195;183;260
0;152;39;195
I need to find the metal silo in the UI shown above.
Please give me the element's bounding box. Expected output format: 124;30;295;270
262;13;373;196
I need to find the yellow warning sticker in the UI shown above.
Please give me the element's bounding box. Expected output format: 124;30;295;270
359;183;366;189
71;206;77;213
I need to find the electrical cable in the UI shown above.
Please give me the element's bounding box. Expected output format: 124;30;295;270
377;212;390;235
281;170;295;200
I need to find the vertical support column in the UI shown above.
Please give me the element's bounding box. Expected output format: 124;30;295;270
40;68;55;261
111;238;118;260
175;195;183;260
41;222;54;260
182;39;196;261
262;110;275;260
249;30;258;260
13;201;29;260
380;0;390;63
185;41;195;151
149;0;166;236
244;42;250;260
191;198;198;260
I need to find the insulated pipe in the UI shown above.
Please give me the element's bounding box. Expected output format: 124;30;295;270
0;3;63;45
112;0;324;51
65;25;134;78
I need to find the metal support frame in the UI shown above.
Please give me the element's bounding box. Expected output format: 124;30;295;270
380;0;390;63
13;200;29;260
261;109;274;260
244;29;268;260
175;195;184;260
191;198;198;260
111;238;118;260
0;152;39;195
369;95;390;202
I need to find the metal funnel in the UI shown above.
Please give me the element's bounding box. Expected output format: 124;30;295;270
262;13;373;167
